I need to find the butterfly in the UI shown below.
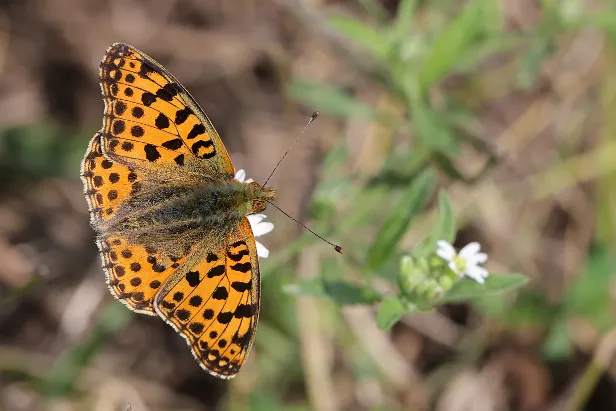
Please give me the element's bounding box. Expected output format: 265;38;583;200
80;43;276;379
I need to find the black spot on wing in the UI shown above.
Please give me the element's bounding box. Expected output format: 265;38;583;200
156;83;179;102
141;92;156;106
231;280;252;292
191;140;216;159
174;154;185;166
186;271;200;287
212;286;228;300
217;311;233;324
175;107;192;125
230;262;252;273
144;144;161;162
228;248;249;262
189;322;204;334
234;304;256;318
232;331;251;348
207;265;225;278
162;138;183;150
187;123;206;140
155;113;170;129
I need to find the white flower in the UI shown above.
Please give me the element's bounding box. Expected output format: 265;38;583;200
234;169;253;183
235;169;273;258
247;214;274;258
436;240;489;284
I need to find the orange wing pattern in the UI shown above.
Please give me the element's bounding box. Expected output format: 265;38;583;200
81;133;139;222
81;134;195;314
154;218;260;379
98;43;234;177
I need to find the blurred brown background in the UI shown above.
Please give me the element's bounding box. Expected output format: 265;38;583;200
2;0;616;410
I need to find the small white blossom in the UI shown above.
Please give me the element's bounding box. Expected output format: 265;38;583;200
436;240;489;284
234;169;254;184
235;169;273;258
247;214;274;258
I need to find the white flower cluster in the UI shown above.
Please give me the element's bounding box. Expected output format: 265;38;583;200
234;169;273;258
436;241;489;284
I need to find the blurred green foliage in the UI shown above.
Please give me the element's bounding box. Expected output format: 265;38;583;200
4;0;616;409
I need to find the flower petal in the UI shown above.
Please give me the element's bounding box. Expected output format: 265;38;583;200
255;241;269;258
437;248;453;261
234;169;246;182
253;221;274;237
465;253;488;267
465;265;488;283
436;240;456;261
247;213;265;225
459;242;481;259
472;252;488;264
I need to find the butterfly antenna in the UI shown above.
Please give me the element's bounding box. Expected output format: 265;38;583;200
266;200;343;254
262;111;320;188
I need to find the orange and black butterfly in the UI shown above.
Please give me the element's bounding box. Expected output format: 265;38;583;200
81;43;276;379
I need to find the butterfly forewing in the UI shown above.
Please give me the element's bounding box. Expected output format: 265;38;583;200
154;218;260;379
98;43;235;177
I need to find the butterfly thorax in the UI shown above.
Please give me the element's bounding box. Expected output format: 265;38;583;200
95;179;276;262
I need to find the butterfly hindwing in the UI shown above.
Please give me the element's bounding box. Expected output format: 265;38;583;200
81;133;196;314
154;218;260;379
99;43;235;178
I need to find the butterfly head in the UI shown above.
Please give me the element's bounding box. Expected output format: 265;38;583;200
248;182;277;213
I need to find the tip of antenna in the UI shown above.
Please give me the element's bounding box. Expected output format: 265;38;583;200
310;111;320;122
334;245;343;254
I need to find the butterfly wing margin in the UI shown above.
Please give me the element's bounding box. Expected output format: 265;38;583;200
153;218;260;379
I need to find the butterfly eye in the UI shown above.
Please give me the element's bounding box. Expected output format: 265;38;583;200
252;200;266;213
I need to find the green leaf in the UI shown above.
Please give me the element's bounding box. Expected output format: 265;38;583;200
323;280;382;305
282;278;326;298
367;169;436;271
418;0;485;88
376;296;409;331
517;39;557;90
564;245;616;332
454;36;524;74
474;289;558;328
413;190;456;258
436;273;529;304
328;15;391;61
433;152;467;180
392;0;417;43
433;191;456;243
287;80;375;118
402;75;458;155
413;106;458;155
283;278;382;305
541;315;573;361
